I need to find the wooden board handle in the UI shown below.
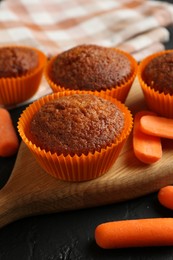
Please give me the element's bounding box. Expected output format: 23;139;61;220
0;188;25;228
0;192;13;228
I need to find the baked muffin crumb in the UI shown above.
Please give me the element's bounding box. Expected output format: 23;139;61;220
0;47;39;78
50;44;131;91
142;52;173;95
29;94;125;156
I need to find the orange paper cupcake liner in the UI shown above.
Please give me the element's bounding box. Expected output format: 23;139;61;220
138;50;173;118
0;46;47;106
44;49;138;103
18;90;133;182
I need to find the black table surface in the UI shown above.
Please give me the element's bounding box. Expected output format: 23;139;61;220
0;0;173;259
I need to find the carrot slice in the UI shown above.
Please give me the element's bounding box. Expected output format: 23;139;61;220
95;218;173;249
158;186;173;210
133;111;162;164
140;115;173;139
0;108;19;157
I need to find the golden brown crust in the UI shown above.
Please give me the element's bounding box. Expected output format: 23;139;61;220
0;47;39;78
29;94;124;156
142;52;173;95
50;44;131;91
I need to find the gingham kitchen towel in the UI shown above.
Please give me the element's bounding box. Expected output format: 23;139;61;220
0;0;173;104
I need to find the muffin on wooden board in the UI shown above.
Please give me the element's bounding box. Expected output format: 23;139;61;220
0;46;47;106
138;50;173;118
18;91;133;182
45;44;137;102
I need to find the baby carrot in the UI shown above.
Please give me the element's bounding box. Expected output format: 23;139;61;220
95;218;173;249
140;115;173;139
0;108;19;157
133;111;162;164
158;186;173;210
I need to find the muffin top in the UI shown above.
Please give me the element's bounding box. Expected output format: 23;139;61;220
0;46;39;78
50;44;131;91
29;93;125;156
142;52;173;95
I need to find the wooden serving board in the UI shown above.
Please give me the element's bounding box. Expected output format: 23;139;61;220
0;78;173;229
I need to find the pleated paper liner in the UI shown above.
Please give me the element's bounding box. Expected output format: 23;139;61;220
138;50;173;118
18;90;133;182
44;49;138;103
0;46;47;106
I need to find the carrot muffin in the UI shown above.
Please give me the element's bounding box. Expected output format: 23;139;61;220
45;44;138;102
18;91;133;181
142;52;173;95
0;46;47;106
138;50;173;118
0;46;39;78
29;93;124;156
50;44;131;91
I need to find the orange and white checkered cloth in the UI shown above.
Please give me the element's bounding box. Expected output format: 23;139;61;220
0;0;173;104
